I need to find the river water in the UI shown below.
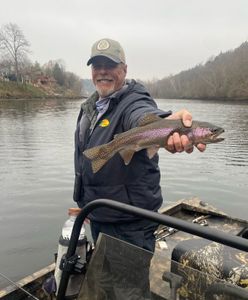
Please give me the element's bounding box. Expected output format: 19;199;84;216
0;98;247;288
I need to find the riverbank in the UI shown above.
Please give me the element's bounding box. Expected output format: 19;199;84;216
0;81;82;99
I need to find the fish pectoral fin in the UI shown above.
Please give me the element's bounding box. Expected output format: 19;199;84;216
147;146;160;159
119;149;136;165
138;113;162;127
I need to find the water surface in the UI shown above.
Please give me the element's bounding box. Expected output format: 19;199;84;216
0;98;247;287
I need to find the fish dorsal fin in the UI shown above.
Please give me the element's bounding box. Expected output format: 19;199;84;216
138;113;162;127
119;149;136;165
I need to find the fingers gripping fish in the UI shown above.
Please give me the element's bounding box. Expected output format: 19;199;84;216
83;114;224;173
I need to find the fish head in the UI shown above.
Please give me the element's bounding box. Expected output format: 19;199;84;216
190;122;225;144
207;126;225;143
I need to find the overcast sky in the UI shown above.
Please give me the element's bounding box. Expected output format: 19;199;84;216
1;0;248;80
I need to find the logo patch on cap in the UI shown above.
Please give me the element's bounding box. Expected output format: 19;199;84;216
97;39;110;51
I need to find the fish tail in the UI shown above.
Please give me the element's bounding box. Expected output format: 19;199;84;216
83;145;104;160
83;143;113;173
91;158;108;173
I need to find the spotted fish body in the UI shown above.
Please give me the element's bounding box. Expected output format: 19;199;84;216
83;114;224;173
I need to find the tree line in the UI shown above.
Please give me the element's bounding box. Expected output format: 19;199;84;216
143;41;248;100
0;23;82;96
2;22;247;100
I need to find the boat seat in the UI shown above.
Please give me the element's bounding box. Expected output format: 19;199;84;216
170;238;248;299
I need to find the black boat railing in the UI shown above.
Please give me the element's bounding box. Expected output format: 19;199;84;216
57;199;248;299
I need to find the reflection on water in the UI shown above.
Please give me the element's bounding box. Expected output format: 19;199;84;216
0;98;247;288
0;98;81;288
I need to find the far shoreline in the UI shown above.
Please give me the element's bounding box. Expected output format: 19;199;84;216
1;95;248;102
0;95;87;101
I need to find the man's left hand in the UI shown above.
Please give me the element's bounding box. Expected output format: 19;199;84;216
165;109;206;153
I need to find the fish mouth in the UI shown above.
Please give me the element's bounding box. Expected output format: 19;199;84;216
210;128;225;143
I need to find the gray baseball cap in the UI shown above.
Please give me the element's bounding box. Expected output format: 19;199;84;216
87;38;126;66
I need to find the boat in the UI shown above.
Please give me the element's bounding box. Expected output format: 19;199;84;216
0;197;248;299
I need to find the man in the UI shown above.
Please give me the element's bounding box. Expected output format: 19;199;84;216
73;38;206;252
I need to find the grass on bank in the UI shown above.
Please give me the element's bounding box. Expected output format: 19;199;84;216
0;81;47;98
0;81;81;99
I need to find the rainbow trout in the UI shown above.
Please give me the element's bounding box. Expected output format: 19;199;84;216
83;114;224;173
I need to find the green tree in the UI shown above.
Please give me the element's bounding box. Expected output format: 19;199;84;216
53;62;64;86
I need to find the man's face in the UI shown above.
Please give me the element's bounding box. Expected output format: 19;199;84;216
91;57;127;97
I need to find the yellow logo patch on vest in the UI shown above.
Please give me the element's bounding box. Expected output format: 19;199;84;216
99;119;110;127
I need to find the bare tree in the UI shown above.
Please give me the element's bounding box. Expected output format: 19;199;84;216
0;23;30;81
